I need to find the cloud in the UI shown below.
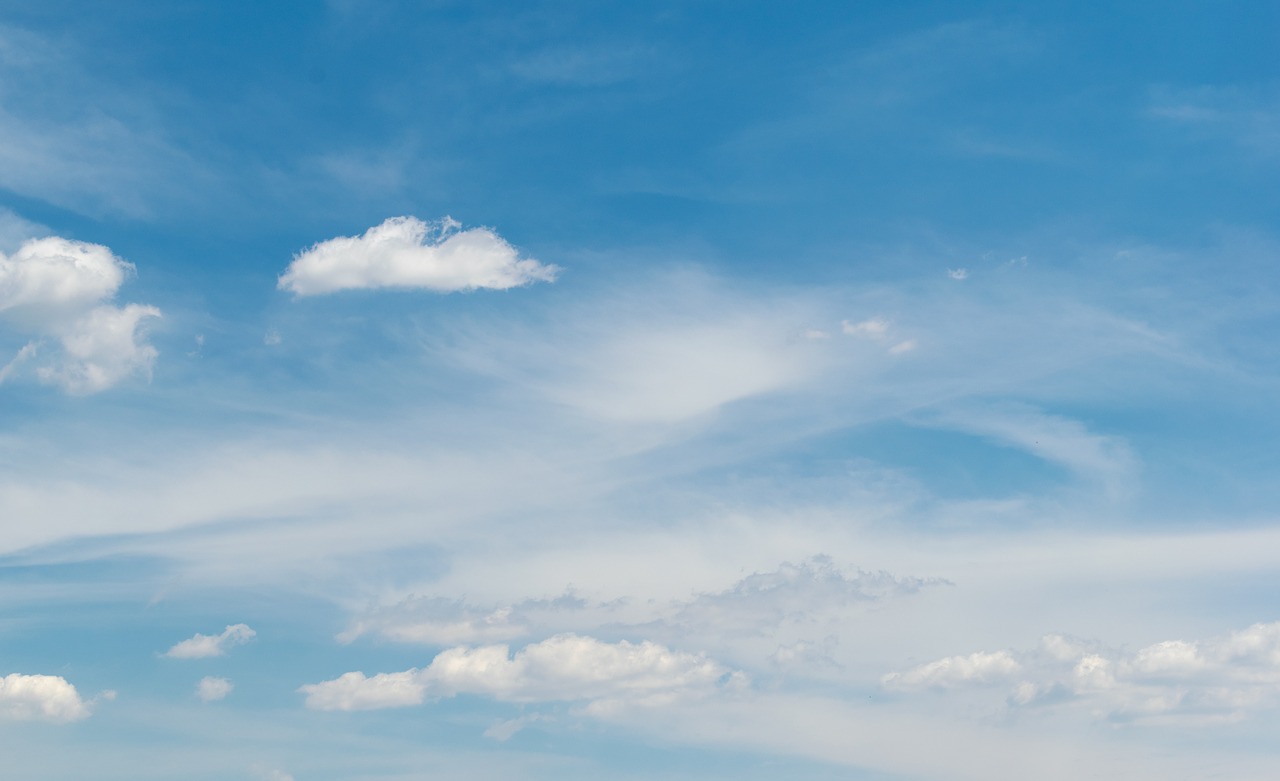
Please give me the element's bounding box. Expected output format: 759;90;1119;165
917;403;1137;495
883;621;1280;724
948;268;969;280
882;650;1021;690
483;712;544;741
163;624;256;659
196;676;233;702
0;673;91;722
278;216;559;296
841;317;890;338
0;235;160;394
668;555;943;636
301;633;739;712
339;592;590;647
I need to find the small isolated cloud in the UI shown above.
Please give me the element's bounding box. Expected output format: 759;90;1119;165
948;267;969;280
888;339;916;354
0;673;92;723
196;676;233;702
278;216;559;296
301;633;739;712
0;236;160;394
164;624;256;659
263;330;281;346
842;317;890;338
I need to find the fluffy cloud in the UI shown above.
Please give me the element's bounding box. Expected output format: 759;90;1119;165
278;216;558;296
882;651;1022;690
0;235;160;393
196;676;233;702
163;624;256;659
301;633;738;712
0;673;91;723
883;621;1280;724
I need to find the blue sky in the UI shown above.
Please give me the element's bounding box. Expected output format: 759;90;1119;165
0;2;1278;779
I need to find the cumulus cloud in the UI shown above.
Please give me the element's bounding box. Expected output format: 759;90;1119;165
882;651;1021;690
163;624;256;659
0;673;91;723
883;621;1280;724
278;216;558;296
301;633;739;712
196;676;233;702
0;235;160;393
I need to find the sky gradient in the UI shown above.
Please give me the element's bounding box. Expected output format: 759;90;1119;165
1;2;1279;779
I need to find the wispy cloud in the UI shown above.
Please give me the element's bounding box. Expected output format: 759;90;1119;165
163;624;256;659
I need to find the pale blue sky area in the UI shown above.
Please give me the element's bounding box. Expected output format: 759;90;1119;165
0;3;1278;780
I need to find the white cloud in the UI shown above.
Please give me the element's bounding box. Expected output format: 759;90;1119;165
164;624;256;659
884;620;1280;724
278;216;559;296
340;598;534;646
301;633;738;712
882;650;1021;690
0;673;91;722
841;317;890;338
0;235;160;394
196;676;233;702
948;267;969;280
918;403;1136;495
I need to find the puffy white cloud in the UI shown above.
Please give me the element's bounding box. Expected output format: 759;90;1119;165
195;676;233;702
0;237;128;326
0;673;91;723
0;235;160;394
36;303;161;394
301;633;738;712
884;620;1280;724
882;651;1021;690
163;624;256;659
278;216;558;296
